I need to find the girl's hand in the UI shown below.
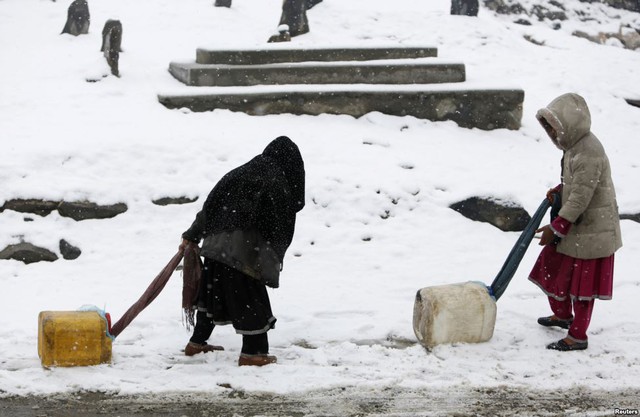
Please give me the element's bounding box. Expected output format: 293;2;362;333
546;185;562;203
535;225;555;246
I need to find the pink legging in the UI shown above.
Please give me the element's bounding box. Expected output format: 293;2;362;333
548;296;595;342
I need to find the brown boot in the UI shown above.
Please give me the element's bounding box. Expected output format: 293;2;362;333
184;342;224;356
238;353;277;366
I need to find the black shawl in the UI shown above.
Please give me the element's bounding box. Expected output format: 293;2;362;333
183;136;305;261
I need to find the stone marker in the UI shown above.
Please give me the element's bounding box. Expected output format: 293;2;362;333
101;20;123;77
451;0;479;16
61;0;90;36
278;0;310;37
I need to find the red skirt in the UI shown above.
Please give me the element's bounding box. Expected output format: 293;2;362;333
528;244;614;301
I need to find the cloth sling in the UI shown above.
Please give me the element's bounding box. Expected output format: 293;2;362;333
110;244;202;338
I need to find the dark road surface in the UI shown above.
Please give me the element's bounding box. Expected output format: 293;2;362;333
1;386;639;417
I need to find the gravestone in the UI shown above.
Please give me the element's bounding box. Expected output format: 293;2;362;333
278;0;310;37
101;20;123;77
61;0;90;36
451;0;479;16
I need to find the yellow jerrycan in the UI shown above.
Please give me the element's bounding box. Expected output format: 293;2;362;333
38;307;113;367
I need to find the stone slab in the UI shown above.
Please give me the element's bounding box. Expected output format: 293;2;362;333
195;46;438;65
168;60;465;87
158;87;524;130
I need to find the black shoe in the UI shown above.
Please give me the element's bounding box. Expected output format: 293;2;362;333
546;339;588;351
537;315;573;329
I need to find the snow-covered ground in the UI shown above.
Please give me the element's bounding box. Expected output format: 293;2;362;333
1;0;639;399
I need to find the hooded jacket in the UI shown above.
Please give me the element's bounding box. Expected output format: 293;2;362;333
182;136;305;287
536;93;622;259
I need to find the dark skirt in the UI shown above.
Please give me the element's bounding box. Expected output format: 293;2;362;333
197;258;276;335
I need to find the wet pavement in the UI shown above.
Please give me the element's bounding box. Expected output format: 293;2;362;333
1;386;639;417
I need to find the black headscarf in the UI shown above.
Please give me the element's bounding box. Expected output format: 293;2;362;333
183;136;305;260
262;136;306;212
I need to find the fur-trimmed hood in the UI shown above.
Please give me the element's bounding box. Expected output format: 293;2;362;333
536;93;592;151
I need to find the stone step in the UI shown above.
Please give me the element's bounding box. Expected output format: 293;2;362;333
157;85;524;130
195;46;438;65
168;59;466;87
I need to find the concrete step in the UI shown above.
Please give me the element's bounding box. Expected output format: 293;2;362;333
168;59;466;87
157;85;524;130
195;46;438;65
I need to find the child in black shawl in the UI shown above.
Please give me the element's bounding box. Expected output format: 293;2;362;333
180;136;305;366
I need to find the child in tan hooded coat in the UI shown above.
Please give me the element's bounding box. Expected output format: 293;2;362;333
529;93;622;351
